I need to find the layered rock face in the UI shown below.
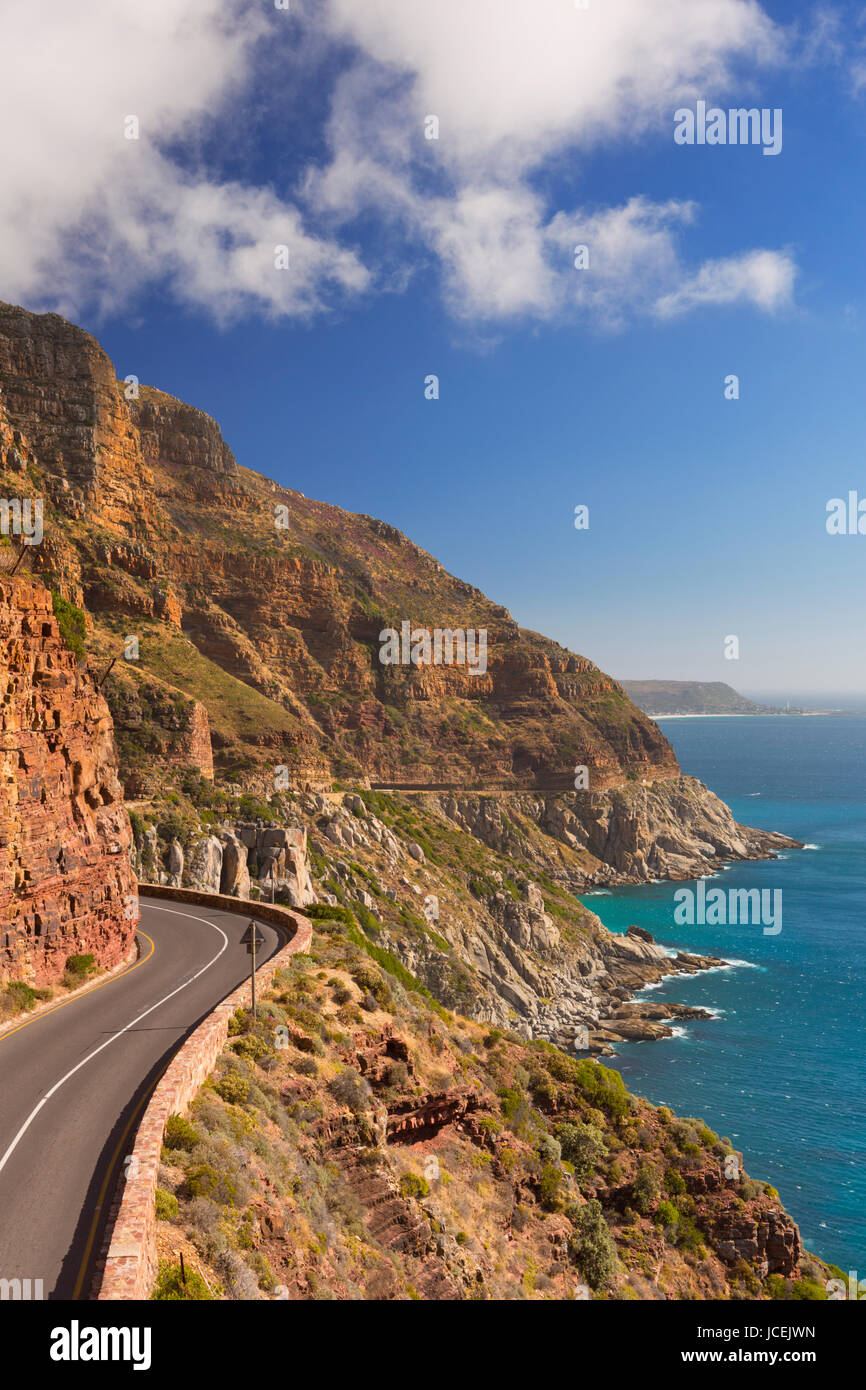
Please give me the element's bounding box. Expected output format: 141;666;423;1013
134;817;316;908
0;577;137;984
435;778;797;888
0;300;677;792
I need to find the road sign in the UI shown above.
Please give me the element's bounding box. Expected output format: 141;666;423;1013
241;921;266;1019
241;924;266;954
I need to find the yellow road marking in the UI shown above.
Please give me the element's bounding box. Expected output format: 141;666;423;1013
71;1066;167;1300
0;931;155;1047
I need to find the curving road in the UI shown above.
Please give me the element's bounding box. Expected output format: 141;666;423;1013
0;900;286;1300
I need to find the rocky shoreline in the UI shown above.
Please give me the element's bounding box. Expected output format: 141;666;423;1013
585;926;729;1054
129;779;800;1061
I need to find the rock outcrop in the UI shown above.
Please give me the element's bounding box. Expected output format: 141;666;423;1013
0;576;136;984
435;779;798;888
136;818;316;907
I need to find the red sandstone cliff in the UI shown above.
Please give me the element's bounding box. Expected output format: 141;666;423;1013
0;300;677;792
0;576;137;985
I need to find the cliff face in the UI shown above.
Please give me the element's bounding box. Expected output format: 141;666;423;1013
0;577;136;985
0;300;677;792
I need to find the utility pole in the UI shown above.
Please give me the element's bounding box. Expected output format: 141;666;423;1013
242;920;265;1020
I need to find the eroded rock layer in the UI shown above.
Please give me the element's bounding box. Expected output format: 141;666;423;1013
0;577;136;984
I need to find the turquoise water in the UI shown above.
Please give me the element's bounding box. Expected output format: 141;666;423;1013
581;714;866;1271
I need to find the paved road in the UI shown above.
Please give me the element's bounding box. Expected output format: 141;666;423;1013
0;900;286;1300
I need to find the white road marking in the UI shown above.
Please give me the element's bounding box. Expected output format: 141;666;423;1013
0;905;231;1177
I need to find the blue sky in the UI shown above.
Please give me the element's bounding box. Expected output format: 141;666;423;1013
2;0;866;694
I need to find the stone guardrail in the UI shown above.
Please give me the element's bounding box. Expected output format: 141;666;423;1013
94;884;312;1300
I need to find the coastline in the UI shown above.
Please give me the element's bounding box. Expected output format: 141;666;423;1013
652;711;839;720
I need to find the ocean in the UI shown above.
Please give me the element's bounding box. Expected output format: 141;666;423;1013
581;713;866;1272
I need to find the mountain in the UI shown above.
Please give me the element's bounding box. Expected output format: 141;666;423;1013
0;300;801;898
622;681;787;717
0;300;677;796
0;304;825;1301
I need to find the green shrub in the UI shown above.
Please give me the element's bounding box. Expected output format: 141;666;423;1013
231;1034;272;1063
789;1278;829;1301
499;1086;531;1131
655;1199;679;1230
632;1163;661;1215
65;953;95;980
3;981;38;1013
537;1134;562;1165
555;1121;607;1181
328;1068;372;1113
164;1114;200;1152
215;1072;251;1105
539;1163;565;1212
184;1163;246;1206
567;1199;618;1291
307;902;356;926
155;1188;179;1221
764;1274;788;1300
352;901;380;936
664;1167;686;1196
51;591;86;660
151;1260;212;1301
399;1172;429;1200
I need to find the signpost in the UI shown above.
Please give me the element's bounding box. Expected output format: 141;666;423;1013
241;921;266;1019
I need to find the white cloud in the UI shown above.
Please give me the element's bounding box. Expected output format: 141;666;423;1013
654;247;796;317
0;0;368;320
0;0;797;328
324;0;782;174
313;0;797;325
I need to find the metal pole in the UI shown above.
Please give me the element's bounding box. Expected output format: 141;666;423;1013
97;655;118;688
250;921;257;1021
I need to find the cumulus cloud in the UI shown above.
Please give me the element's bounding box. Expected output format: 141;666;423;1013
324;0;782;173
0;0;368;320
312;0;797;325
0;0;798;327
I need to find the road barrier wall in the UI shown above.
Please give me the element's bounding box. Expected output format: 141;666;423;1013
94;884;312;1300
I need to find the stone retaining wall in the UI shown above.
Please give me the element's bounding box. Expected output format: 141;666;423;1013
94;884;312;1300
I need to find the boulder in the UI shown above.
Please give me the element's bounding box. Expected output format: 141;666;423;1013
220;831;251;899
187;835;223;892
167;839;184;887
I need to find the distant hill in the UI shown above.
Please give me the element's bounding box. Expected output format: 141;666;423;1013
622;680;787;717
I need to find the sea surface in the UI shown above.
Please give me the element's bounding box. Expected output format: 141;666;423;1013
580;713;866;1272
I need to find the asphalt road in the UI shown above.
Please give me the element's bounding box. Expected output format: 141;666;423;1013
0;900;286;1300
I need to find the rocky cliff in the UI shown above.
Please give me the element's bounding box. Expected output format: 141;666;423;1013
0;300;677;793
0;576;136;985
